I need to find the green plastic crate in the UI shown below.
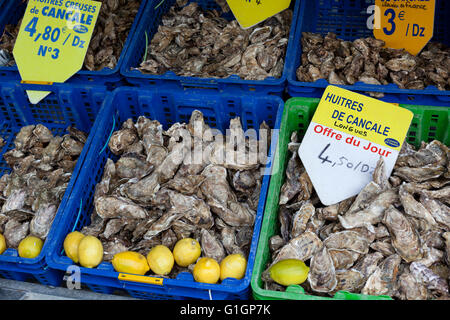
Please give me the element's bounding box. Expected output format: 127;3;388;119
251;97;450;300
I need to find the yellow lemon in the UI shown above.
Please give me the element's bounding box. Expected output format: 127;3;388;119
18;236;43;259
112;251;150;275
147;245;174;276
173;238;201;267
220;254;247;281
63;231;85;263
193;257;220;284
0;234;6;255
269;259;309;286
78;235;103;268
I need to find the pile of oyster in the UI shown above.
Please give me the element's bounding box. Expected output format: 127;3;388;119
0;125;87;248
297;32;450;95
263;133;450;300
0;0;142;70
136;0;292;80
81;110;270;277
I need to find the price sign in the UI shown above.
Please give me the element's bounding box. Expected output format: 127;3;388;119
13;0;101;104
226;0;291;29
298;86;413;206
373;0;436;56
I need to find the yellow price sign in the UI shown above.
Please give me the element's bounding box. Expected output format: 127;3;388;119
226;0;291;29
373;0;436;56
13;0;101;104
298;86;413;205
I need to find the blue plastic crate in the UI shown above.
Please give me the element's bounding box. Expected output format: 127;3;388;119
0;0;148;89
45;87;284;300
286;0;450;106
120;0;301;96
0;81;107;286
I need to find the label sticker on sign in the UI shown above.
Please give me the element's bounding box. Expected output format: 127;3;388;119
373;0;436;56
298;86;413;206
13;0;101;104
226;0;291;29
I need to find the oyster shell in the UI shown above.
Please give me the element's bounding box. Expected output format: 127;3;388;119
361;254;401;296
395;271;428;300
329;249;360;270
410;262;449;295
200;228;226;263
95;196;148;219
338;188;398;231
30;203;57;239
291;201;315;238
308;247;337;293
399;184;437;227
323;230;371;255
272;231;323;265
4;220;29;248
333;269;365;293
382;206;423;263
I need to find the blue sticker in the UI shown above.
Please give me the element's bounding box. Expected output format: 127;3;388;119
73;25;89;34
384;138;400;148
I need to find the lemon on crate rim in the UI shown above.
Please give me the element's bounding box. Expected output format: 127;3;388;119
220;253;247;281
0;234;6;255
18;236;44;259
147;245;174;276
172;238;201;267
77;235;103;268
112;251;150;275
63;231;85;263
193;257;221;284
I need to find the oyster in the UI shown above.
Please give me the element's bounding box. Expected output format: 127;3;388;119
419;196;450;230
103;238;130;262
272;231;323;265
370;240;396;257
382;206;423;262
361;254;401;296
410;262;449;295
269;235;285;253
333;269;365;293
395;271;428;300
200;228;226;263
338;188;398;231
4;219;29;248
329;249;360;270
308;247;337;293
95;196;148;219
30;204;57;239
399;184;437;227
352;252;384;280
443;233;450;266
143;211;185;240
323;230;371;255
291;201;315;238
